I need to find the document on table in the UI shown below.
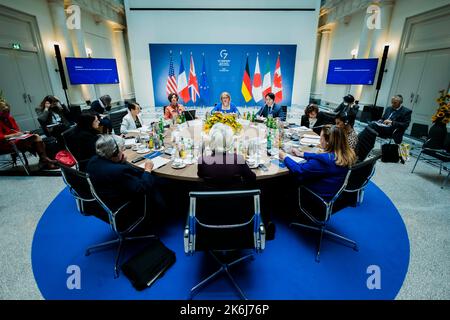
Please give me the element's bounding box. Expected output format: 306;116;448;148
285;154;306;163
124;138;136;146
138;156;170;170
374;121;390;127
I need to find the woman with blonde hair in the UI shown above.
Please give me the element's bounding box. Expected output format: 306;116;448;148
279;125;356;200
211;91;240;114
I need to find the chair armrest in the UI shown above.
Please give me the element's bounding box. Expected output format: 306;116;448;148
183;227;191;254
258;223;266;251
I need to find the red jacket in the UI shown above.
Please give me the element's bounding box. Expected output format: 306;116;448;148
0;114;20;152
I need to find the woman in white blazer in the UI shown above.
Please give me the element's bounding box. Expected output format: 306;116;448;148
120;102;144;134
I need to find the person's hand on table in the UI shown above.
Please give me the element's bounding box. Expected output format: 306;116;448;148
291;148;304;158
383;119;392;126
279;150;287;161
144;160;154;173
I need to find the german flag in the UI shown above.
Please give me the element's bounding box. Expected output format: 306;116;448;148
241;56;252;103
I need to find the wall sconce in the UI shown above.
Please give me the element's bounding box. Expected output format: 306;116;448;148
351;49;358;59
86;47;92;58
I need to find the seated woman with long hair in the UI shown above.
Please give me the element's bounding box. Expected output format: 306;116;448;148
279;125;356;200
335;112;358;150
0;101;57;169
36;95;72;147
68;112;101;170
198;123;255;187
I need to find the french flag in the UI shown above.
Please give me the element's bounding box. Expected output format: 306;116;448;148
177;54;190;103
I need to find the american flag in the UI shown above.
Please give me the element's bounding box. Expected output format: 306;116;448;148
166;54;177;95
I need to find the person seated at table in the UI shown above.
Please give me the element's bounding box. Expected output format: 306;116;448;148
335;112;358;150
36;95;72;147
90;95;113;133
0;101;57;169
300;103;327;134
368;94;412;144
67;112;100;170
86;134;166;226
279;125;356;201
121;102;143;134
198;123;255;187
211;91;240;114
256;93;284;120
164;93;185;120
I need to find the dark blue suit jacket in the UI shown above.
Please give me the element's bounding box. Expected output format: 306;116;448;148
86;155;156;210
381;106;412;131
284;152;349;200
90;100;111;115
257;104;285;120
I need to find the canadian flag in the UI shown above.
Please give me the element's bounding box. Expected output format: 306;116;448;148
252;55;263;103
262;54;272;98
188;54;200;103
272;55;283;103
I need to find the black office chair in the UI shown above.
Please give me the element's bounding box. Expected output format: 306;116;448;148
411;133;450;178
336;155;381;208
355;126;378;161
87;176;158;278
184;189;265;300
290;169;356;262
280;105;287;121
410;123;429;142
61;125;77;155
109;109;128;135
58;163;106;219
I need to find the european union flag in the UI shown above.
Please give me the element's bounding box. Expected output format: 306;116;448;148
199;54;210;106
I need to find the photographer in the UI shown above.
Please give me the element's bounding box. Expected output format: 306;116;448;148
334;94;359;127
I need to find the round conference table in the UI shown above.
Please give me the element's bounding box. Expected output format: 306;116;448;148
124;120;320;182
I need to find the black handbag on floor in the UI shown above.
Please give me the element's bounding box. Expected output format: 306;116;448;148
121;239;176;291
381;143;403;163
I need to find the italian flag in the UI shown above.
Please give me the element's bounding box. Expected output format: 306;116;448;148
262;53;272;97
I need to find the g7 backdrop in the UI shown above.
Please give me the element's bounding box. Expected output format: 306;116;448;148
149;44;297;108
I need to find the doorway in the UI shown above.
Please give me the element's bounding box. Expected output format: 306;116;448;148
391;5;450;133
0;7;52;131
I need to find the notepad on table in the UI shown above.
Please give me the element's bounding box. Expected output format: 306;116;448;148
138;156;170;170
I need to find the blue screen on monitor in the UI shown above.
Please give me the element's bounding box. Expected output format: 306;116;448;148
326;58;379;85
65;58;120;85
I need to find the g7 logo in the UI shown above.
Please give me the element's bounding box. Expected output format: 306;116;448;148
220;49;228;60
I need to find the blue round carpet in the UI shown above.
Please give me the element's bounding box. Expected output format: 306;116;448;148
32;182;410;300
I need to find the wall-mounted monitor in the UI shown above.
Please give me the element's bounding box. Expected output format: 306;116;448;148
65;57;120;85
326;58;379;85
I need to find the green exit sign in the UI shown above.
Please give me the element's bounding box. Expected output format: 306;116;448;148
12;43;21;50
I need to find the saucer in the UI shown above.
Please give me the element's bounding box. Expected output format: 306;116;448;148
136;148;151;154
171;162;187;169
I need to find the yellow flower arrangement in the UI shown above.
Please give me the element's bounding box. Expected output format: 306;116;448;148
431;90;450;124
204;112;243;133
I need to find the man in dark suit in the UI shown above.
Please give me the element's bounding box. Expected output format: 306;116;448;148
256;93;286;121
368;94;412;144
86;135;165;227
334;94;359;127
90;95;113;133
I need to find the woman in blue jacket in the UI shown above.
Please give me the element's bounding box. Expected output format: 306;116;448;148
211;91;240;114
279;125;356;201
